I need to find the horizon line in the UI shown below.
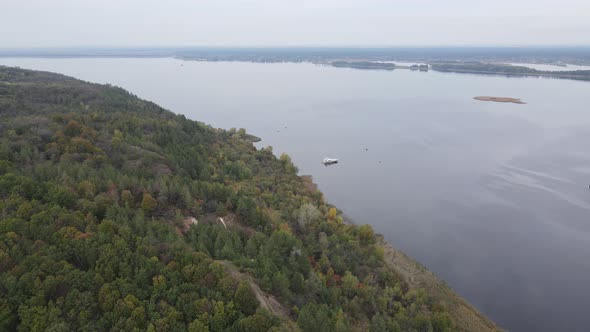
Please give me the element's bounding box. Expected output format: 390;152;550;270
2;45;590;50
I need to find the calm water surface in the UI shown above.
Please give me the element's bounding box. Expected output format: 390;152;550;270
2;58;590;331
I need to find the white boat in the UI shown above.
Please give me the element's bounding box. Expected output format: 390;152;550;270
322;157;339;165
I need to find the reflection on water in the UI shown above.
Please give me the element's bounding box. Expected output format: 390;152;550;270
1;58;590;331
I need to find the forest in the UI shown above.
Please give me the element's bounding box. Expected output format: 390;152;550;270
0;66;455;331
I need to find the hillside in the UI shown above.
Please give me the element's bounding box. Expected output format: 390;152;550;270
0;66;497;331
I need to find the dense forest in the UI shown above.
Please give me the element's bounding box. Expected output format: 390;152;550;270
0;66;457;331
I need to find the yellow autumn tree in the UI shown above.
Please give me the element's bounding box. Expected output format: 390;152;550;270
328;207;337;220
141;193;157;213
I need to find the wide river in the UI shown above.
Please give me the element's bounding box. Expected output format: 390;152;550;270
2;57;590;331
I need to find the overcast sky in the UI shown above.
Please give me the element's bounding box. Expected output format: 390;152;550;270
2;0;589;47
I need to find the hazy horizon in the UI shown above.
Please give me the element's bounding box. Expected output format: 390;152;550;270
2;45;590;50
2;0;590;48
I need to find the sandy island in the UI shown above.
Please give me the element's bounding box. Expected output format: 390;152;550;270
474;96;526;104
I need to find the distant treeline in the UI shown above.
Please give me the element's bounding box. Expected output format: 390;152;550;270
431;62;590;81
331;61;396;70
2;46;590;66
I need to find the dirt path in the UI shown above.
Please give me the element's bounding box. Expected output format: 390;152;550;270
217;260;289;320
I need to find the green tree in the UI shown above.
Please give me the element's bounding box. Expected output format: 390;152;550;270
188;319;209;332
234;281;258;316
78;180;96;199
342;271;359;298
358;224;375;245
296;303;332;332
272;272;291;299
432;312;454;332
234;310;276;332
121;189;134;207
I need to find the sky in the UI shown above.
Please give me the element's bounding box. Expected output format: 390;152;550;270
2;0;590;47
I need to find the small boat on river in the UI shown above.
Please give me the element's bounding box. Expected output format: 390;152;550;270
322;157;339;165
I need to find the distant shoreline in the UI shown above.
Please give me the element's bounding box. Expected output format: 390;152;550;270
2;49;590;82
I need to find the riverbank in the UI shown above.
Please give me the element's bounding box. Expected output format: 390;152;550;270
379;236;503;332
333;205;500;331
